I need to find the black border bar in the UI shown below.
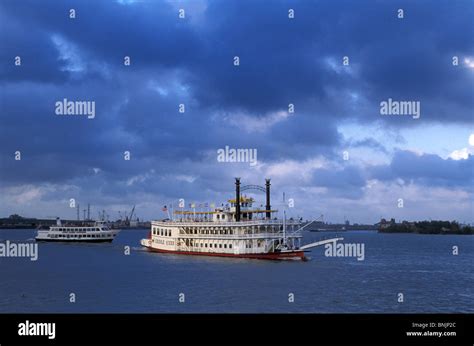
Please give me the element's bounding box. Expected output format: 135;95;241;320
0;313;472;345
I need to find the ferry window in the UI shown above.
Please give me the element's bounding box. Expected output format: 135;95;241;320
205;244;207;247
229;244;232;248
217;215;220;220
219;244;222;248
224;244;227;248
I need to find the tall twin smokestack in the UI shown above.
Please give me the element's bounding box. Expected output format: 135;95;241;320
265;179;271;219
234;178;271;221
235;178;241;222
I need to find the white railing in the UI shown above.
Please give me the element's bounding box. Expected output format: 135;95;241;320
175;232;302;240
152;219;301;227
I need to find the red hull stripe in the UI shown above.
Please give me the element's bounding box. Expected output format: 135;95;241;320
143;246;305;261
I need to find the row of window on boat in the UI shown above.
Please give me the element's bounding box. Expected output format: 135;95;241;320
51;227;103;232
48;233;114;238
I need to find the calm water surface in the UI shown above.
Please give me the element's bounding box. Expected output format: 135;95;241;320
0;229;472;313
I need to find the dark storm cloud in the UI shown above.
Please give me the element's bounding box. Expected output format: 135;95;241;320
346;138;388;154
303;150;473;201
3;0;471;119
0;0;472;212
371;150;474;189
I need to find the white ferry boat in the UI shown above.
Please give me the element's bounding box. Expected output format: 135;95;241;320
141;178;343;260
36;218;120;242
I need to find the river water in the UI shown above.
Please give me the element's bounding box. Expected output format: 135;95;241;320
0;229;472;313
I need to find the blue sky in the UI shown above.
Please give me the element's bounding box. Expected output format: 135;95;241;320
0;0;473;224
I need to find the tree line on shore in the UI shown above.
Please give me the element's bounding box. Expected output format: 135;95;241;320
379;220;473;235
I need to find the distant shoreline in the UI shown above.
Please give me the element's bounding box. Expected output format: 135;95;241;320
378;220;474;235
378;230;473;235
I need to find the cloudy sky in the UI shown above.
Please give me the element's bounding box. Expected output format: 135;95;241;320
0;0;473;224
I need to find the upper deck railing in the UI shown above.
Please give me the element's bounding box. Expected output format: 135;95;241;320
151;219;301;228
175;232;303;240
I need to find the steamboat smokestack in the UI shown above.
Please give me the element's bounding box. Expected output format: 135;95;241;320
265;178;271;219
235;178;241;222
